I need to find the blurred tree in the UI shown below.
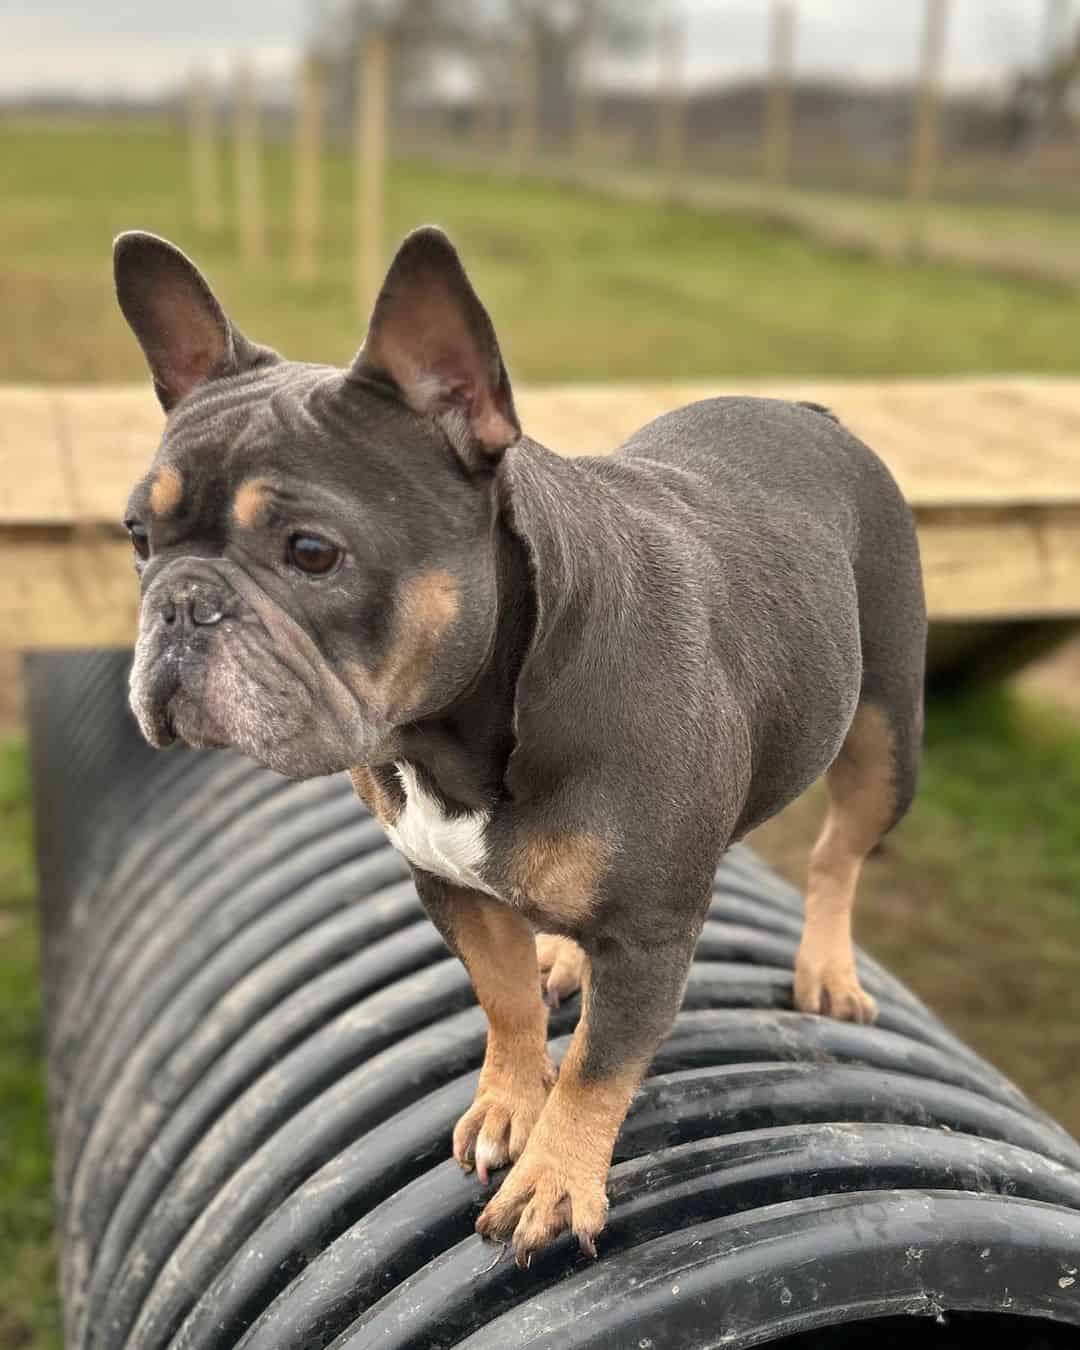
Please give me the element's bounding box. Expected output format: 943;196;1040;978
314;0;649;140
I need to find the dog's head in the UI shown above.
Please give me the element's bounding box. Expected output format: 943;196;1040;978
117;227;520;777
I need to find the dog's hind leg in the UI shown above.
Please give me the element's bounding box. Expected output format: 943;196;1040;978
794;699;918;1023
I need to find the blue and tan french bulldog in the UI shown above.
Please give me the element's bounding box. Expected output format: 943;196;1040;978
116;226;926;1265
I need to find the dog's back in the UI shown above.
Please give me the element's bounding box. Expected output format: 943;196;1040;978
601;396;926;835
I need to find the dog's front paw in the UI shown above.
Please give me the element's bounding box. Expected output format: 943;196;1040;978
454;1058;556;1184
794;947;878;1024
476;1141;608;1266
536;934;587;1009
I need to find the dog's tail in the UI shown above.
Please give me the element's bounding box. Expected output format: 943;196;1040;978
797;400;841;424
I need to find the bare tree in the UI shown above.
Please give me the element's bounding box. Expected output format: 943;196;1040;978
315;0;648;139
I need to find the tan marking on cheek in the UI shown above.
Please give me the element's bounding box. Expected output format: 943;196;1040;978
348;766;403;826
345;569;461;721
149;466;183;517
505;831;613;928
232;477;274;530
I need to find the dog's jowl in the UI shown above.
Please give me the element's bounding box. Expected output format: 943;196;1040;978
115;226;927;1264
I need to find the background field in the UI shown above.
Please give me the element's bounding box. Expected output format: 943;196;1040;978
2;117;1080;1350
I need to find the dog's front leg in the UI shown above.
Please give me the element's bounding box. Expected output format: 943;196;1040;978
476;920;701;1265
415;875;555;1183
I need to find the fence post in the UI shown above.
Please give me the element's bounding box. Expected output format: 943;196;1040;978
657;12;687;197
574;23;596;170
908;0;949;253
293;54;325;283
187;72;222;232
512;35;539;169
233;60;266;265
356;32;389;318
476;42;501;158
762;1;795;192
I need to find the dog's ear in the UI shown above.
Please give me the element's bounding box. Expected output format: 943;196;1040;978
350;227;520;471
114;232;267;412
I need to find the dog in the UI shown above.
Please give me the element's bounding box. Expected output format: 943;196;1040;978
115;226;926;1266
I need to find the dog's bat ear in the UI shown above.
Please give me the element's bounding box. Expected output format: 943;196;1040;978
350;226;520;471
113;232;265;412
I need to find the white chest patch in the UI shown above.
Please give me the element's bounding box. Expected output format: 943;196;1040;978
385;761;498;896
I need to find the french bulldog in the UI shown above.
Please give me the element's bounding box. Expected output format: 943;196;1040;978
116;226;926;1265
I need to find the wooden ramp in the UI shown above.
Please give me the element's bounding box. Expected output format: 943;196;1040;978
2;377;1080;650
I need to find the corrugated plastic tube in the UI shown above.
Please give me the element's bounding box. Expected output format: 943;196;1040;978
28;652;1080;1350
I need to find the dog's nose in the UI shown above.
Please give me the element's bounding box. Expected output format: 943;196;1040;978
157;582;228;630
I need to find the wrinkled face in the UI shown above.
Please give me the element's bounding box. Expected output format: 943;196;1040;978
116;228;521;778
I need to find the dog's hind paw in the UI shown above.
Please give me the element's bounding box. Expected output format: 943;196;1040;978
535;934;586;1009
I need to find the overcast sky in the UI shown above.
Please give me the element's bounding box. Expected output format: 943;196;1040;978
1;1;1072;97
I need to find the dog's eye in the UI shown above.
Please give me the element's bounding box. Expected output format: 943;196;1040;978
287;533;341;576
125;520;150;561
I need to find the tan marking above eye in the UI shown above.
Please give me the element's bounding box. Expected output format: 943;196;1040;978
149;465;183;517
345;569;461;722
232;477;275;529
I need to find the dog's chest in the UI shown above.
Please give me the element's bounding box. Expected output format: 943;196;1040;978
385;762;499;897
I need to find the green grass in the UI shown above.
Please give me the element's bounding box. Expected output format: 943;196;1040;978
919;688;1080;924
2;118;1080;386
0;738;60;1350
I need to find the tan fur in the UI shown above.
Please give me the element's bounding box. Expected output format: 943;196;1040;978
149;465;183;517
795;704;897;1023
505;832;612;928
441;889;555;1182
231;477;274;530
536;933;587;1005
475;963;644;1262
346;569;460;721
348;767;401;827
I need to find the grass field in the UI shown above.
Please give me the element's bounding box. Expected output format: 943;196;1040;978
3;118;1080;386
2;116;1080;1350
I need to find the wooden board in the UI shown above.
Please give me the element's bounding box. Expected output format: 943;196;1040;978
3;377;1080;646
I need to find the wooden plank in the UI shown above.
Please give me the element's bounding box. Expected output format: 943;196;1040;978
5;506;1080;649
919;506;1080;622
6;378;1080;526
0;530;138;648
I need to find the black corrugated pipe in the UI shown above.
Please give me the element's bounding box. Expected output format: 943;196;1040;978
28;651;1080;1350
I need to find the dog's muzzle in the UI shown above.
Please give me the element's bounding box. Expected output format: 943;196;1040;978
130;561;238;748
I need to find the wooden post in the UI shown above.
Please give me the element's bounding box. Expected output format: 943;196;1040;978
292;54;325;283
574;25;596;168
233;60;266;265
657;12;687;196
512;35;539;168
1042;0;1069;69
476;43;500;157
762;1;795;191
908;0;949;253
187;72;221;232
356;32;389;317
